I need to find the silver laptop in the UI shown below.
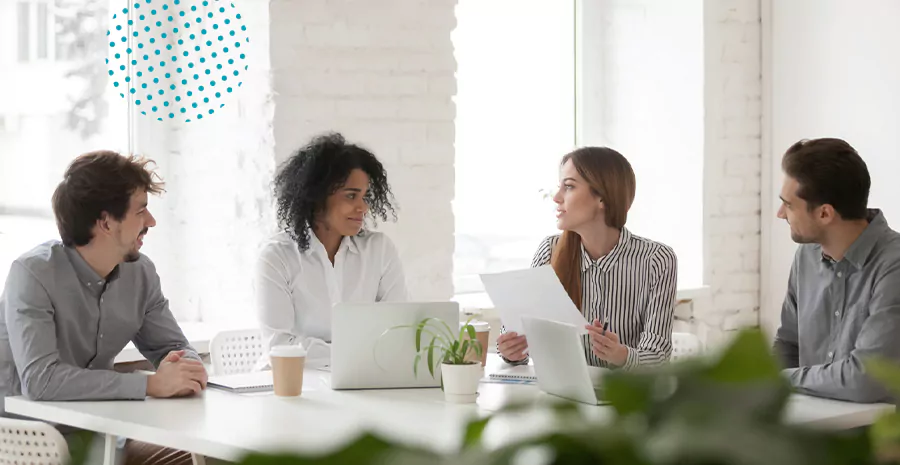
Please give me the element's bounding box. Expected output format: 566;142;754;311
330;301;458;390
522;316;607;405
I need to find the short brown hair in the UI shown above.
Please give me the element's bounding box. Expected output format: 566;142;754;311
782;138;870;220
52;151;164;246
552;147;636;309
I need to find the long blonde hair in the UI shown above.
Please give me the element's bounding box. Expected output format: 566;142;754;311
550;147;636;309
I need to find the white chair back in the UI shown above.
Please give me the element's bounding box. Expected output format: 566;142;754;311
0;417;68;465
671;332;702;362
209;329;265;375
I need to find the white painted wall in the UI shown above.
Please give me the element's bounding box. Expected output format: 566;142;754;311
763;0;900;338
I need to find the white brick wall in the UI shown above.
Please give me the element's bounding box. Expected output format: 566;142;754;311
152;0;457;322
699;0;762;347
269;0;457;301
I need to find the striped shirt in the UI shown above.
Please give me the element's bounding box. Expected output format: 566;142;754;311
502;228;678;369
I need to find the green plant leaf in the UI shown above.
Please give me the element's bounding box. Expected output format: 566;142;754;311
413;352;421;378
415;320;426;353
865;356;900;397
65;430;95;465
602;370;656;416
703;329;780;383
871;411;900;454
472;339;483;358
459;339;469;364
462;417;491;449
427;341;436;379
465;323;477;344
873;419;900;464
237;433;440;465
644;416;871;465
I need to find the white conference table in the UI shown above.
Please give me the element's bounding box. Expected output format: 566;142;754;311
6;357;895;464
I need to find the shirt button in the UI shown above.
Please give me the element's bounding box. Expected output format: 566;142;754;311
100;298;104;303
88;363;93;368
827;351;834;358
100;333;104;339
834;311;840;317
837;272;843;278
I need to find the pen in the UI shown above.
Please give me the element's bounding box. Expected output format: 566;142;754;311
602;321;609;335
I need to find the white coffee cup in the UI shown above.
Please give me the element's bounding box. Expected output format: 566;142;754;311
269;345;307;397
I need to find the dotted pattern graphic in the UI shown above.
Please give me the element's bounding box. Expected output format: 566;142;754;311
107;0;249;122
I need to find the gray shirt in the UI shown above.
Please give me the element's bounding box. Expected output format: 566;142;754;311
774;209;900;403
0;241;198;414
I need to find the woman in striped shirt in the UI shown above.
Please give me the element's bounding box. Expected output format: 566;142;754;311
497;147;678;369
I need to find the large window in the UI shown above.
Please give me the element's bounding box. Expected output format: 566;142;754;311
452;0;705;308
1;0;128;289
452;0;577;308
0;0;268;327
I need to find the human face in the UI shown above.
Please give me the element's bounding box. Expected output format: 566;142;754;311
320;169;370;236
104;189;156;262
553;159;604;233
777;175;824;244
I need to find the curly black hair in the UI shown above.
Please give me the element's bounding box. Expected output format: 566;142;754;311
274;132;397;251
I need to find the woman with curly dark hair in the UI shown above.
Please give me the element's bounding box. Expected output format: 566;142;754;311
254;133;408;369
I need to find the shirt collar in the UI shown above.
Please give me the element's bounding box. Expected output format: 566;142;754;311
840;208;889;270
580;227;632;271
304;231;361;256
63;245;120;289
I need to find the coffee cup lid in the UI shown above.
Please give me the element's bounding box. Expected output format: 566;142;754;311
270;345;307;358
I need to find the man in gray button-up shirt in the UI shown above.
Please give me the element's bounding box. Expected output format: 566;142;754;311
0;151;208;463
774;138;900;403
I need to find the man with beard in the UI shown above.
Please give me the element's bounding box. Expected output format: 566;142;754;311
774;138;900;403
0;150;206;464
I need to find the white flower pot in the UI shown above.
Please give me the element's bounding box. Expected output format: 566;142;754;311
441;362;483;403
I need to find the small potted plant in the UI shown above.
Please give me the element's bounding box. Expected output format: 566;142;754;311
386;317;484;403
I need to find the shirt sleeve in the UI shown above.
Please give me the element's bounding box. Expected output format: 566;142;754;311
621;246;677;369
4;261;147;402
132;258;200;367
254;246;301;352
773;251;800;369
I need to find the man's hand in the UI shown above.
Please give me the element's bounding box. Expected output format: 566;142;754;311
146;350;208;398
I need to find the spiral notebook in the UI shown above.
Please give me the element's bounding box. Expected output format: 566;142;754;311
208;371;274;393
487;365;537;383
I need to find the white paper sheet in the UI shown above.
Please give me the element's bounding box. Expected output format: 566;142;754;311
479;265;590;335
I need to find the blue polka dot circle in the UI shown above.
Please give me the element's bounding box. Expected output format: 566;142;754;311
107;0;250;122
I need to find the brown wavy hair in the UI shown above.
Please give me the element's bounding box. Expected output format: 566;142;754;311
52;151;164;246
551;147;636;309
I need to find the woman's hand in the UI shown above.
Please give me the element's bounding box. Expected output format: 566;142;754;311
585;319;628;367
497;332;529;362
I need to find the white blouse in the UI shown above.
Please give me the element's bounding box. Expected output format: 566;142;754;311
253;230;409;368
